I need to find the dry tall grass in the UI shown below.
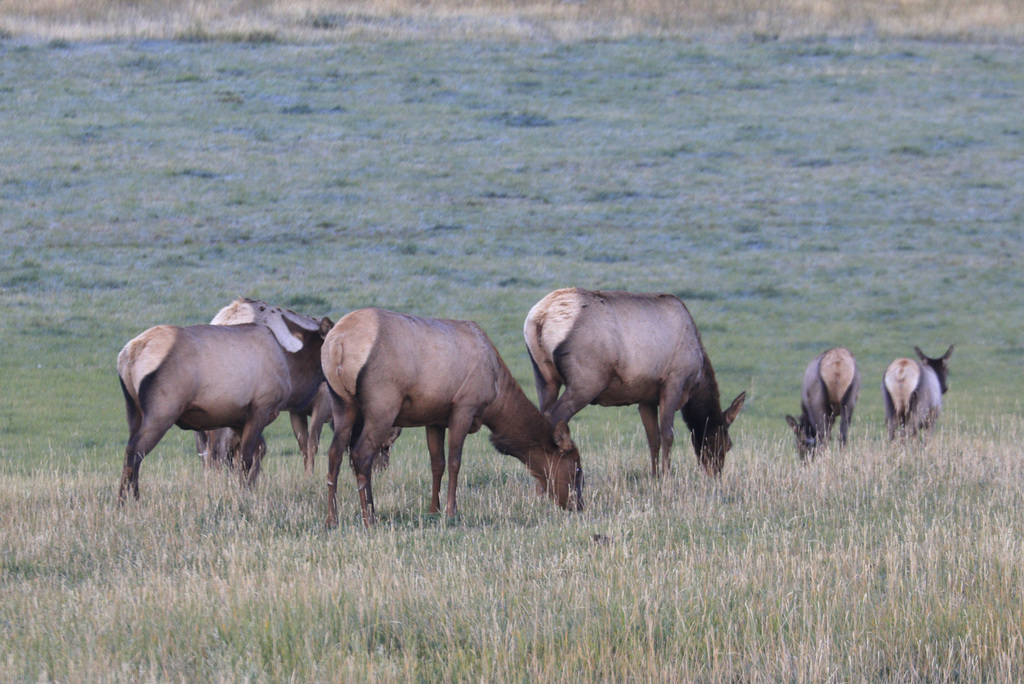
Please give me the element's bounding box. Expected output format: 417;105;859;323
3;421;1023;681
1;0;1023;41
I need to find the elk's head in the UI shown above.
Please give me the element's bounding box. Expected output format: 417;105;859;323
915;345;954;394
693;392;746;477
539;420;584;512
785;414;818;460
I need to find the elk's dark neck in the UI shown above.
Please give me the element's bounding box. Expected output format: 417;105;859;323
681;352;725;440
484;364;552;475
283;333;326;412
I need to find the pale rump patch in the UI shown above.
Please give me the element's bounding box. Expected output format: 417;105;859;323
210;297;320;354
117;325;178;396
210;299;259;325
819;347;856;404
884;358;920;414
321;310;379;397
524;288;584;369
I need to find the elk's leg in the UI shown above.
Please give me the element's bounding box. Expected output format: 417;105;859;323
425;425;446;514
306;400;333;474
545;386;599;428
656;385;689;477
239;416;272;489
839;403;854;448
198;430;231;469
638;403;662;477
657;402;678;478
350;442;375;528
443;409;476;518
289;411;311;471
119;417;173;503
531;361;562;416
882;388;896;441
195;430;212;468
349;420;399;527
374;427;401;472
819;403;839;451
226;429;243;469
325;399;358;528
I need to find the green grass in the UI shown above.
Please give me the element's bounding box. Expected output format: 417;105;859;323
2;37;1024;681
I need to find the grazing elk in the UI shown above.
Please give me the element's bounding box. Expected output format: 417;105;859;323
524;288;745;478
785;347;861;459
197;298;399;473
883;345;954;440
117;315;332;502
321;308;584;527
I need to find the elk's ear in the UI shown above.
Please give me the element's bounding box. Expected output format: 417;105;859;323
914;346;927;362
785;415;800;434
319;317;334;337
942;344;954;362
553;420;574;451
724;392;746;426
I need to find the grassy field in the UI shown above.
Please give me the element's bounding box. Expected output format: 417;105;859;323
2;29;1024;682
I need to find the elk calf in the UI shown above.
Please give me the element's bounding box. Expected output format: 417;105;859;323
785;347;860;459
883;345;954;440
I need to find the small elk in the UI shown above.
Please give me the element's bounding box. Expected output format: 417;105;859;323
197;298;400;473
524;288;745;478
117;315;332;502
883;345;954;440
785;347;860;459
321;308;584;527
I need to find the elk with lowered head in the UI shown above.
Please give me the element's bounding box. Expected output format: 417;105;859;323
321;308;583;527
524;288;745;478
785;347;861;459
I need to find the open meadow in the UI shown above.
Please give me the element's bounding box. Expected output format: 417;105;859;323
2;13;1024;682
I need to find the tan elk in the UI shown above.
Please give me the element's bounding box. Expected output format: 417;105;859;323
117;315;332;502
197;298;400;472
883;345;954;440
321;308;584;527
194;299;332;472
524;288;745;477
785;347;860;459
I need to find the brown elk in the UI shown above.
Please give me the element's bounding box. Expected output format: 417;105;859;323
883;345;954;440
194;298;332;472
524;288;745;478
321;308;584;527
785;347;860;459
193;296;329;473
196;298;400;473
117;316;332;502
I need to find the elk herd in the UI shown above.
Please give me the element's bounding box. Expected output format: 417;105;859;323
116;288;953;526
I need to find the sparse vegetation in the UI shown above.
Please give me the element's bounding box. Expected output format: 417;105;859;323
1;19;1023;684
1;0;1024;41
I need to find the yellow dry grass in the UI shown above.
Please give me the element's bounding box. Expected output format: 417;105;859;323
4;422;1024;681
1;0;1023;41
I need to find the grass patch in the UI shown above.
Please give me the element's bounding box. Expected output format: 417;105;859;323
2;427;1023;680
